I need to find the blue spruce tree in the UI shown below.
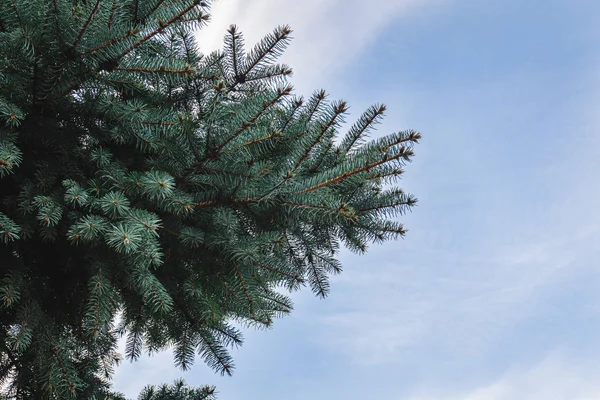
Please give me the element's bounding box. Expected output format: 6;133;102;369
0;0;420;398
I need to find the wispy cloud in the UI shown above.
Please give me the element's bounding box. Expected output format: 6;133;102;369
196;0;448;92
408;351;600;400
308;233;596;365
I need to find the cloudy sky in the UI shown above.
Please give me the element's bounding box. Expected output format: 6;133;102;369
113;1;600;399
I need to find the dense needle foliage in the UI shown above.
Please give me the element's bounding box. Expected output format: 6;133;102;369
0;0;420;398
137;380;216;400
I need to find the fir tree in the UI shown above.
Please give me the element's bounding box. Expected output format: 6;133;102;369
0;0;420;398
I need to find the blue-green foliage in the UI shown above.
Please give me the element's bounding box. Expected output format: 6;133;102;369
137;379;216;400
0;0;420;398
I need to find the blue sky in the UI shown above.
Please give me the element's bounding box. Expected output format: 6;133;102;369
113;1;600;399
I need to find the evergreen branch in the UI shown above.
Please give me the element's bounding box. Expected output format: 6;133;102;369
132;240;163;267
366;168;404;181
128;212;161;233
145;0;169;19
9;304;33;352
10;0;35;50
175;15;210;23
308;141;333;173
184;127;202;163
357;198;416;213
179;29;196;64
194;197;259;208
83;30;137;55
115;65;196;74
46;65;94;103
220;279;239;301
10;0;24;31
150;283;170;313
87;277;106;340
172;297;206;331
225;132;277;152
201;89;226;159
243;25;292;76
0;270;23;308
281;97;304;132
232;263;255;317
282;201;358;222
305;90;327;123
0;213;20;243
306;258;329;297
108;0;118;29
124;307;145;361
133;0;140;23
205;85;292;158
293;101;347;171
282;201;332;212
227;25;242;78
380;131;422;150
46;336;78;395
116;0;201;61
52;0;65;49
174;326;196;370
359;221;407;236
73;0;102;50
209;324;244;348
197;165;254;178
141;120;176;126
299;145;415;194
159;193;194;214
259;291;293;313
255;179;287;202
340;104;386;153
130;130;156;148
255;262;304;283
197;330;234;376
244;65;293;83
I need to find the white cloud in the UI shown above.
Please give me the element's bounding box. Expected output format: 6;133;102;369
306;190;600;365
408;352;600;400
196;0;447;92
314;307;431;365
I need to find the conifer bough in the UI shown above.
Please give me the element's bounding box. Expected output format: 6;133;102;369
0;0;420;398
